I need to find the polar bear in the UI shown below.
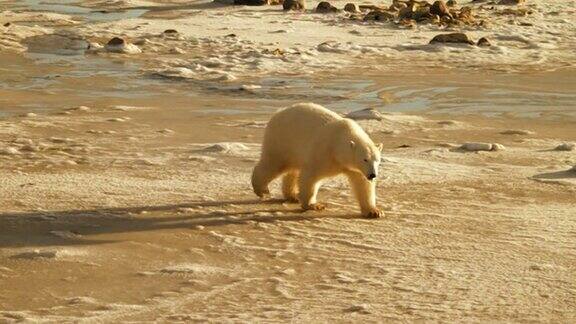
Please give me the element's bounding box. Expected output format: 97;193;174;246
251;103;383;218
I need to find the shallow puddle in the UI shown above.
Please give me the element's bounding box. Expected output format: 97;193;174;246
1;49;575;120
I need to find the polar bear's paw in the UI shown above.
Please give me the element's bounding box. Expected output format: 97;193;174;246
362;209;382;219
303;202;326;211
254;188;270;199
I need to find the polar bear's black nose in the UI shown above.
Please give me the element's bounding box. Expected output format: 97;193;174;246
367;173;376;180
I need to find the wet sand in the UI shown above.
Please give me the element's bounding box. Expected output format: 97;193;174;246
1;0;576;322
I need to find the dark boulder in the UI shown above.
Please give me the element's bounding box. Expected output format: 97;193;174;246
316;1;339;13
283;0;306;10
477;37;491;46
429;32;474;45
234;0;268;6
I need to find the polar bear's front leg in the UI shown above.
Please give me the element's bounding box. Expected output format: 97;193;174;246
252;160;283;198
346;172;381;218
298;168;325;211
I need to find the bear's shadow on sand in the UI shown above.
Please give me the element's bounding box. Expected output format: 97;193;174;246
532;169;576;180
0;198;358;249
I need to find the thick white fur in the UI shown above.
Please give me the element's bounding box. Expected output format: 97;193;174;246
251;103;383;218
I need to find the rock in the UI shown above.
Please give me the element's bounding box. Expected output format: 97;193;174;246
234;0;268;5
554;143;575;151
87;42;103;52
107;37;124;46
500;129;535;135
411;5;431;21
11;250;58;259
4;22;11;27
344;304;371;314
316;1;339;13
187;155;217;163
163;29;178;34
491;143;506;151
67;297;98;305
364;10;396;21
429;33;474;45
446;0;457;6
460;142;493;152
105;37;142;54
200;142;250;154
430;1;451;17
283;0;306;10
107;117;128;122
344;3;359;13
498;0;524;4
398;4;417;19
345;108;384;121
170;47;186;54
477;37;491;47
239;84;262;91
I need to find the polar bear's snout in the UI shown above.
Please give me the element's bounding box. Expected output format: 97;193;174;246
366;161;379;180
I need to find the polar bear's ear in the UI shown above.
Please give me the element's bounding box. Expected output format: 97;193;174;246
350;140;356;148
377;143;384;151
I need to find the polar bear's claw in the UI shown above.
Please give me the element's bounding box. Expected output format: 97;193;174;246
304;203;326;211
363;209;382;219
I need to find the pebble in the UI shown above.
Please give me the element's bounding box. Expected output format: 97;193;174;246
104;37;142;54
11;250;58;259
170;47;186;54
87;42;103;52
187;155;217;162
280;268;296;275
553;143;575;151
500;129;535;135
460;142;505;152
344;304;371;314
477;37;492;47
107;117;129;122
345;108;384;121
67;297;98;305
69;106;91;112
491;143;506;151
49;137;72;143
240;84;262;91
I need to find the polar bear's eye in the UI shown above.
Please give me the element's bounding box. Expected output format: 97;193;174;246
363;158;368;162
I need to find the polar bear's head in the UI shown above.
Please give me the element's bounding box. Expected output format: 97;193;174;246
347;140;383;181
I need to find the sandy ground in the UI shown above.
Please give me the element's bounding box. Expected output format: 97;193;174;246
1;0;576;322
1;66;575;321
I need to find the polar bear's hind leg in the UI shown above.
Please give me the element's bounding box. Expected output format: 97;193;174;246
281;171;299;202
